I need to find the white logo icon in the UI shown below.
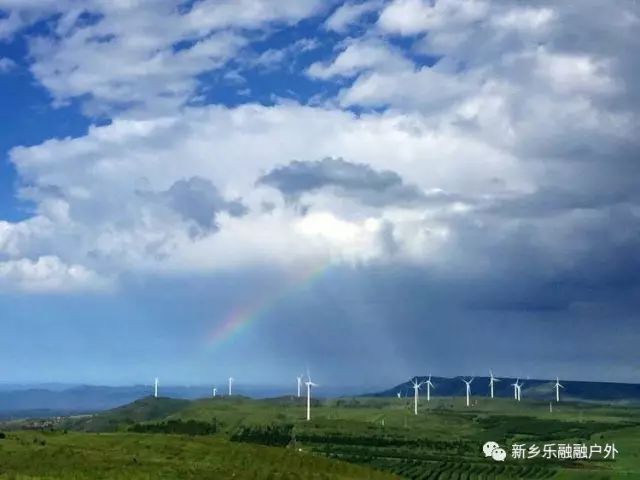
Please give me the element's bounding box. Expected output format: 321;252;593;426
483;441;499;457
483;441;506;462
492;448;507;461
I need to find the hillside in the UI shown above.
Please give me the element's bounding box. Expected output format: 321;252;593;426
371;376;640;403
31;393;640;479
64;396;192;432
4;385;640;478
0;384;378;419
0;431;396;480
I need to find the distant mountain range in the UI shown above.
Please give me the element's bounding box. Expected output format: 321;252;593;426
370;376;640;403
0;384;378;419
1;377;638;420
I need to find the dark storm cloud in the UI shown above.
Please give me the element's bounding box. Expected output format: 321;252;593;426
257;157;431;207
236;262;640;384
142;176;247;235
482;187;634;219
430;201;640;314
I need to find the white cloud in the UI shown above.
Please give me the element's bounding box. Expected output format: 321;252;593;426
3;101;529;289
184;0;328;31
338;64;476;110
0;0;638;295
0;57;16;72
295;212;378;260
2;0;329;113
324;0;383;33
30;29;247;113
0;0;66;39
535;48;618;95
491;7;554;33
377;0;488;36
331;1;637;171
0;256;108;293
247;38;320;71
307;37;413;79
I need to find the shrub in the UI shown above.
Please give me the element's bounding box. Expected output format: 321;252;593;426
129;419;218;436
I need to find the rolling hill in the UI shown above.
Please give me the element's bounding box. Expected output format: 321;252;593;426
371;376;640;403
4;392;640;478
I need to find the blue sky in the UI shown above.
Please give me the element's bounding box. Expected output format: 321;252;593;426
0;0;639;387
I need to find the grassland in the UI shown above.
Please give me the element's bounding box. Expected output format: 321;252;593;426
1;394;639;479
0;430;396;479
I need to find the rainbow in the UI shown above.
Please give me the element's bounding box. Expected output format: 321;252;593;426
206;262;331;348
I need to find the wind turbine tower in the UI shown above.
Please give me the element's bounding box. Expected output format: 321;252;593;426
305;375;318;421
212;387;217;398
511;379;523;401
154;377;158;398
228;377;234;396
489;370;500;399
411;378;425;415
426;375;435;402
461;377;474;407
518;381;524;401
511;378;519;400
555;377;564;402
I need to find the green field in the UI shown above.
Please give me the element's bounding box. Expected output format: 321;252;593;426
1;395;639;479
0;431;396;479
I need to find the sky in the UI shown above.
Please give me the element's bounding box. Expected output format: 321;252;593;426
0;0;639;387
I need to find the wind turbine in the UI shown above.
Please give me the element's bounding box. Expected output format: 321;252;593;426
305;374;318;421
511;379;523;401
411;378;425;415
511;378;520;400
489;370;500;399
212;386;217;398
461;377;474;407
554;377;564;402
297;375;303;398
396;391;402;398
228;377;234;396
518;381;524;401
154;377;158;398
425;375;435;402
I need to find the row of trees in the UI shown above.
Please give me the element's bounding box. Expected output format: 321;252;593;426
129;419;218;435
230;423;294;447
